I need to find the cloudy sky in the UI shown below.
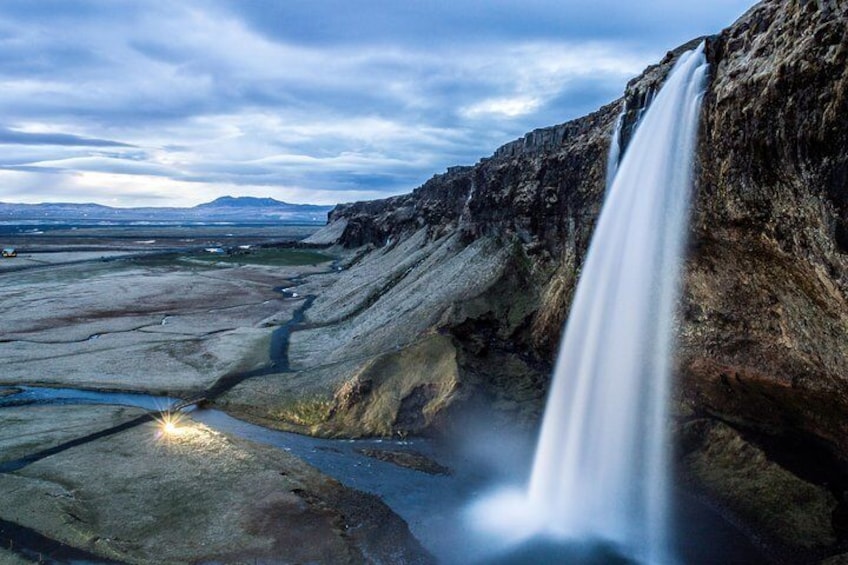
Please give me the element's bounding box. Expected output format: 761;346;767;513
0;0;755;207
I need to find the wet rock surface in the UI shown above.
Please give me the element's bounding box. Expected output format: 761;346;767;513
0;547;34;565
682;0;848;453
680;418;840;558
356;448;452;476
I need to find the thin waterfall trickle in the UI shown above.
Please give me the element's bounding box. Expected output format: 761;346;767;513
605;107;624;194
461;179;476;221
636;87;655;123
470;43;708;565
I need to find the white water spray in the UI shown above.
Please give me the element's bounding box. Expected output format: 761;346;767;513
470;44;708;565
530;42;707;564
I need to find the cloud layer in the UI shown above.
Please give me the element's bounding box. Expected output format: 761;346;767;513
0;0;754;206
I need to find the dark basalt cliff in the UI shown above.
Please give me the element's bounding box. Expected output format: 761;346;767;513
685;0;848;450
225;1;848;560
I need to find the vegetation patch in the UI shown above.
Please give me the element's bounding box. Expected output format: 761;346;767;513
190;247;333;267
273;398;334;427
319;334;460;437
127;253;197;268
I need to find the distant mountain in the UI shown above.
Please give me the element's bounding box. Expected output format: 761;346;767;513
197;196;283;208
0;197;334;224
195;196;331;212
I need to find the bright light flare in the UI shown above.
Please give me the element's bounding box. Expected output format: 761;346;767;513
154;410;188;440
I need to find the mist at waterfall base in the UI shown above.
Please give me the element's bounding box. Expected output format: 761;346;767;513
465;45;708;564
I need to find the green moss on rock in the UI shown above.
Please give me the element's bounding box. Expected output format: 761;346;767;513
320;333;460;437
681;419;838;550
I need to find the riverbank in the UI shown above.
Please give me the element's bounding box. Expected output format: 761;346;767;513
0;240;774;564
0;403;431;564
0;383;771;565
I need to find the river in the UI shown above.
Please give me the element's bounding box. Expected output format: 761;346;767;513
0;384;768;564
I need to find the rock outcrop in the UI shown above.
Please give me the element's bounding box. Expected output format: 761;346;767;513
683;0;848;455
228;1;848;559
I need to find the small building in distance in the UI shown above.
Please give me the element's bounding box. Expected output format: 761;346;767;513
1;248;17;258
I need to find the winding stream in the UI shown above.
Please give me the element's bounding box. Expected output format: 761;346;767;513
0;271;486;563
0;384;482;564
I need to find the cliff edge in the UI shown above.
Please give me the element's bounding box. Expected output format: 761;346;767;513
223;1;848;559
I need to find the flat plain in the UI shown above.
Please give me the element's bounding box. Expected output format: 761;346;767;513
0;225;431;564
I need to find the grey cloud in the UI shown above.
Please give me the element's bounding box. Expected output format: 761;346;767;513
0;128;136;148
222;0;752;49
0;0;756;206
0;165;55;174
13;156;175;178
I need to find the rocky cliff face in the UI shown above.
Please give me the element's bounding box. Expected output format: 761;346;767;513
678;4;848;557
228;0;848;560
683;0;848;450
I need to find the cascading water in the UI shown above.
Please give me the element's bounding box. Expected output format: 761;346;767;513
529;42;707;564
604;107;624;193
470;43;708;565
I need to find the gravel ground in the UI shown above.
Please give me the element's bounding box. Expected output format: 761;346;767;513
0;258;313;395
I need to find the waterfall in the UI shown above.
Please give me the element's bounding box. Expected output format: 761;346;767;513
605;107;624;193
469;43;709;565
527;43;708;564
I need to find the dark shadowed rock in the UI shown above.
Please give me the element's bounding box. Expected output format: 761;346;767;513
679;418;839;555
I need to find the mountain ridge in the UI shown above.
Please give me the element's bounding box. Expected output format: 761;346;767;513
0;196;334;223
